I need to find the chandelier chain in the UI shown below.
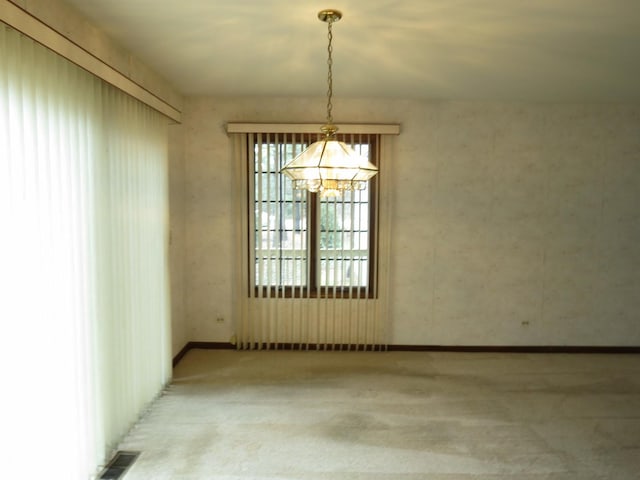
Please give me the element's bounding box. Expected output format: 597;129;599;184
279;10;379;196
326;18;334;125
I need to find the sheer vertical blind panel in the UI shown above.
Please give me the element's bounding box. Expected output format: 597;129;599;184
231;125;396;350
0;23;170;480
94;86;171;457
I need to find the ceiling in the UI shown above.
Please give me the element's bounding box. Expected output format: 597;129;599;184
64;0;640;102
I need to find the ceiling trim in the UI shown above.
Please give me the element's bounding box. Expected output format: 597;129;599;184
1;0;181;122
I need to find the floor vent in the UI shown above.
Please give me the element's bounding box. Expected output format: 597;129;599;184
99;451;140;479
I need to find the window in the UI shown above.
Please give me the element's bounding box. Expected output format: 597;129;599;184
250;132;378;298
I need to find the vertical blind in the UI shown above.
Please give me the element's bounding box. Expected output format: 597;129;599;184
0;23;170;480
231;128;394;350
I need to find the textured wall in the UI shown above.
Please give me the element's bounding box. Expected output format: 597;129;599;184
169;123;187;356
180;97;640;346
391;103;640;345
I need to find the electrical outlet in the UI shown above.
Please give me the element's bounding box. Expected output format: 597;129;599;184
216;316;224;323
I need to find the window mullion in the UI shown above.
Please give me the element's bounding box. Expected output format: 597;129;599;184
368;134;377;298
309;182;318;296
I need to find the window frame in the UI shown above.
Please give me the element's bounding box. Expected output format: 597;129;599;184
248;132;378;299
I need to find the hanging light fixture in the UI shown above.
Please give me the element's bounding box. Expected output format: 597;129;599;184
280;9;378;197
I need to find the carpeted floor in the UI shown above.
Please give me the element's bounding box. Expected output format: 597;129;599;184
117;349;640;479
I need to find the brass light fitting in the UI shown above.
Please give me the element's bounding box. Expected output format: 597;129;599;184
280;9;378;197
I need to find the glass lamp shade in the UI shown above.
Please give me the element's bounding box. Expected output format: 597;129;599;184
281;137;378;196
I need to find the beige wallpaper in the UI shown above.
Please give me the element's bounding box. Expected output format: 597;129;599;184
174;97;640;346
169;124;187;356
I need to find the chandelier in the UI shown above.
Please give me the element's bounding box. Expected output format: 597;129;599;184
280;9;378;197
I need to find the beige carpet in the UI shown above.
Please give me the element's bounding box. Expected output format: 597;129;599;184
118;349;640;479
